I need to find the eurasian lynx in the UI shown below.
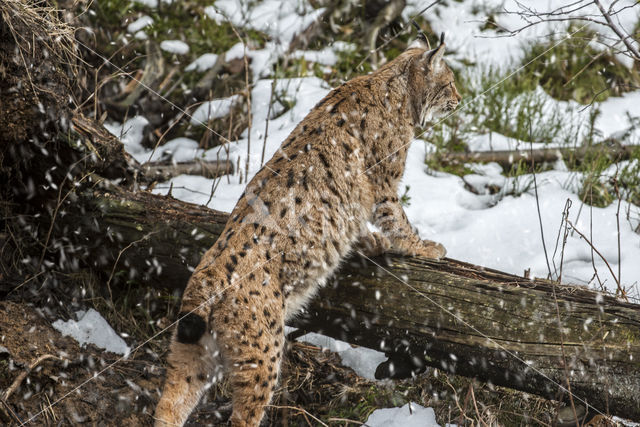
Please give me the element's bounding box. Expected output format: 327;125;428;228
155;33;460;426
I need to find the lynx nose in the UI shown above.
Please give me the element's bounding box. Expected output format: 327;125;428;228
453;85;462;102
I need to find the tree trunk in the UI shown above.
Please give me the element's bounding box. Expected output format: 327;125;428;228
63;187;640;421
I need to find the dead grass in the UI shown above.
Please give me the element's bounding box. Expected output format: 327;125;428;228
0;0;79;84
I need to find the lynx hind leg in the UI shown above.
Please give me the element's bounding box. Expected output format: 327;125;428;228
155;312;223;427
223;306;285;427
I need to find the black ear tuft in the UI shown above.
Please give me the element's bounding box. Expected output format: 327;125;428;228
440;32;445;45
177;311;207;344
411;20;430;49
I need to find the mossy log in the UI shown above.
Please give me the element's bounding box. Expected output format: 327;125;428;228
66;188;640;421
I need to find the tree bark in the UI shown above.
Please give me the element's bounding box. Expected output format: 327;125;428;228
64;187;640;421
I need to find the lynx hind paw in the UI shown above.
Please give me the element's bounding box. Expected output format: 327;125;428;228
414;240;446;260
358;232;392;256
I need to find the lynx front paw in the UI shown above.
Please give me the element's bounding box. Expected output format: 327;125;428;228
358;232;392;257
412;239;446;260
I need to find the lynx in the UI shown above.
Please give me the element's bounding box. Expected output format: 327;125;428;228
155;33;461;426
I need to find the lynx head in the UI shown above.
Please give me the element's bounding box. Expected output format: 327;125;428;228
405;32;461;127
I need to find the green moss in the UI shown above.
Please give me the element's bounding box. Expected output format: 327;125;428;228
146;11;265;58
326;384;409;422
276;56;328;80
618;153;640;206
520;25;640;104
89;0;267;65
90;0;141;27
578;147;640;208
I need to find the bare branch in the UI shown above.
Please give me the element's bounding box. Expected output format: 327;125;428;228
593;0;640;61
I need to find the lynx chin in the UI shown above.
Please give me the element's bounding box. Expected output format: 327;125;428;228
155;32;461;426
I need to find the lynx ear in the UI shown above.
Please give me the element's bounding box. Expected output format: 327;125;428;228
408;20;431;50
423;34;445;70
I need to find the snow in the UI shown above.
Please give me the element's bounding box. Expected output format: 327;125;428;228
366;403;440;427
296;332;387;380
160;40;190;55
191;95;240;125
133;0;173;8
185;53;219;72
291;47;338;66
204;6;226;24
104;116;150;163
134;30;149;40
225;42;247;62
104;117;203;163
406;0;640;70
595;90;640;142
52;309;130;356
213;0;325;45
401;140;640;291
126;15;153;34
290;43;357;66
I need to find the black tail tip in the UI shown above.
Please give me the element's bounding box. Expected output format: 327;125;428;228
176;311;207;344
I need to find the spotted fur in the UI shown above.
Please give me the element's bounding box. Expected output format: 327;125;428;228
155;36;460;427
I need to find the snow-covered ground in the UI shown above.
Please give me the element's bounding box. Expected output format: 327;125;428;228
102;0;640;424
366;402;442;427
53;309;131;356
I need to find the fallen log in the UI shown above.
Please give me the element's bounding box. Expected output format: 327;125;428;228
62;187;640;421
143;159;234;181
434;141;636;171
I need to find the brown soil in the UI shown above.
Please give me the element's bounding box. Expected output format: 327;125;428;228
0;297;564;426
0;300;369;426
0;301;161;425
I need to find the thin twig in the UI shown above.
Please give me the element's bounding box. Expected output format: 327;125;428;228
266;405;328;427
530;124;552;279
589;189;605;290
469;383;488;427
106;231;159;301
593;0;640;61
326;417;364;425
37;166;91;273
553;199;579;426
3;354;61;401
228;25;253;184
613;170;623;296
261;78;277;167
565;217;624;297
0;398;23;424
